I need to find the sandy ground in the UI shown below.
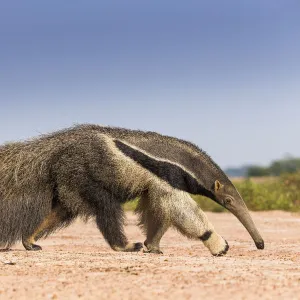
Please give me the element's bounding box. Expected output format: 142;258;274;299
1;211;300;300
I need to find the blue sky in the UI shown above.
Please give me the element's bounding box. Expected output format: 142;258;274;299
0;1;299;168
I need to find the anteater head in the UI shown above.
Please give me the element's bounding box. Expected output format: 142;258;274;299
211;180;264;250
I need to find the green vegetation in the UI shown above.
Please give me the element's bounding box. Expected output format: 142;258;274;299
225;157;300;178
247;157;300;177
123;199;139;211
234;173;300;211
193;172;300;212
124;172;300;212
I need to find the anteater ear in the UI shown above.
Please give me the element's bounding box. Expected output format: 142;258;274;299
214;180;224;192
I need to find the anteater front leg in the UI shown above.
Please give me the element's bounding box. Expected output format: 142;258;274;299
170;191;229;256
137;193;169;254
143;221;169;254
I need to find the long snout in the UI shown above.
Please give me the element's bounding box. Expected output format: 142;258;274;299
228;204;264;249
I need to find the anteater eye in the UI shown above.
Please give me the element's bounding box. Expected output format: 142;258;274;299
225;197;232;205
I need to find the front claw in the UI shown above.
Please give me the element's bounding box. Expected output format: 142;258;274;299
143;241;163;254
213;240;229;257
143;249;163;254
23;243;42;251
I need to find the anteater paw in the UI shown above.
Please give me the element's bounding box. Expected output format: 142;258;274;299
143;248;163;254
122;242;143;252
213;240;229;257
144;240;163;254
203;232;229;256
24;243;42;251
132;242;144;252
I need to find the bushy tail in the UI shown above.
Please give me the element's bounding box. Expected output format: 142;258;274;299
0;191;52;248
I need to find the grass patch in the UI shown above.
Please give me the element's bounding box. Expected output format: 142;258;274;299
236;173;300;212
123;199;139;211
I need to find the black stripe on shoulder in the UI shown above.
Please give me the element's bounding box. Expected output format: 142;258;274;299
115;140;203;194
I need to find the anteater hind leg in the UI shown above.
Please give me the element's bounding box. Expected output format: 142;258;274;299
169;191;229;256
83;185;143;252
22;210;57;251
22;205;72;251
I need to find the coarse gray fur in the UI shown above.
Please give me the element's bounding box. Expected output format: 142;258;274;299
0;124;264;255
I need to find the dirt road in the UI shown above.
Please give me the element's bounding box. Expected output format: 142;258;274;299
1;211;300;300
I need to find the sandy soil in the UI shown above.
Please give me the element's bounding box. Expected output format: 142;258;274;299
1;211;300;300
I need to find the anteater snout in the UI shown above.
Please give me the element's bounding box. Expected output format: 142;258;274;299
255;240;264;250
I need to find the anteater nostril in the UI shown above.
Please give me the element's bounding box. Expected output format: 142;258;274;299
255;240;264;250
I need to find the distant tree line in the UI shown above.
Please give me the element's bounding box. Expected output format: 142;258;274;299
247;157;300;177
225;157;300;178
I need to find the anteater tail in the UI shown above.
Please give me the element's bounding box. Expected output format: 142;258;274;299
0;139;56;248
0;190;52;248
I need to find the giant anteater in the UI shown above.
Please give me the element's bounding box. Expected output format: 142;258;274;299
0;124;264;255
